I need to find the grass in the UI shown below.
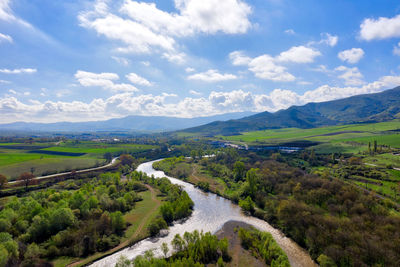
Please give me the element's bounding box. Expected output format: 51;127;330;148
0;157;105;180
42;143;155;155
363;153;400;168
220;120;400;146
0;141;157;179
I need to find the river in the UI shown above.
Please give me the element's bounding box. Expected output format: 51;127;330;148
90;160;317;267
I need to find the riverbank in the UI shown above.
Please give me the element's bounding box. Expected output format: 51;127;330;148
214;221;267;267
89;160;316;267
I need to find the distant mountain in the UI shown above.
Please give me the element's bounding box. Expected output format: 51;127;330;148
0;112;256;132
183;86;400;135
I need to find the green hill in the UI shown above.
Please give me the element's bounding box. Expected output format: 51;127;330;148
182;86;400;135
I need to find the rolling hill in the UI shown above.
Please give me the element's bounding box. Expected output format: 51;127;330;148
0;112;255;133
182;86;400;135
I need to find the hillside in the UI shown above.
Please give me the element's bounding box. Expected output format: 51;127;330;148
182;86;400;135
0;112;255;133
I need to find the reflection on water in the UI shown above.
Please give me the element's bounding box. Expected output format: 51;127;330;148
91;160;316;267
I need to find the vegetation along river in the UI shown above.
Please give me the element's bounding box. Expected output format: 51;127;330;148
91;159;317;267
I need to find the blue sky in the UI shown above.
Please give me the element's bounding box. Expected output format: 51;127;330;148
1;0;400;123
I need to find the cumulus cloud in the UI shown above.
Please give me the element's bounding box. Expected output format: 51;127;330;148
75;70;138;92
360;14;400;41
276;46;321;63
338;48;364;64
79;0;252;61
187;69;237;82
320;33;338;47
230;46;320;82
1;73;399;123
126;72;152;86
335;66;365;86
0;32;12;43
0;68;36;74
185;67;195;73
248;55;295;82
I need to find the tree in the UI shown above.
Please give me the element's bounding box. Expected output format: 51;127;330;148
0;174;7;189
18;172;35;189
233;161;245;181
239;196;255;214
161;242;169;257
104;152;112;162
120;154;134;166
373;140;377;153
246;168;258;198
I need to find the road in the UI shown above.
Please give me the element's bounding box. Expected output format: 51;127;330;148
8;157;119;185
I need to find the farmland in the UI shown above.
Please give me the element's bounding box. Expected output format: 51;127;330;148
219;120;400;155
218;120;400;204
0;141;156;180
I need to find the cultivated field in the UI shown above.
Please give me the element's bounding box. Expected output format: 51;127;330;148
0;141;156;180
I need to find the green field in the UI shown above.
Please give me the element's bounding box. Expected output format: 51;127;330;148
220;120;400;155
41;142;155;155
0;141;156;179
221;120;400;145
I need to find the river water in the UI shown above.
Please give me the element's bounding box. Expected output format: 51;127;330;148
91;160;317;267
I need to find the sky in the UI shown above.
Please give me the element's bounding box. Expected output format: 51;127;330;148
1;0;400;123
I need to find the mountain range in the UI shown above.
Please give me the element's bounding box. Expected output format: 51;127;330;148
0;112;256;133
182;86;400;135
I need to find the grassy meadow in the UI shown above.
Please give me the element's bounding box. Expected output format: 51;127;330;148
0;141;156;180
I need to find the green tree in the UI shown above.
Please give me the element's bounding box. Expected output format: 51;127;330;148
246;168;258;198
111;211;125;235
317;254;337;267
239;196;255;214
0;244;8;267
161;242;169;257
233;161;245;181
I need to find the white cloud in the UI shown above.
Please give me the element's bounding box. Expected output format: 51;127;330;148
0;68;37;74
111;56;130;66
162;52;186;64
335;66;365;86
75;70;138;92
187;69;237;82
8;89;16;94
141;61;150;66
79;0;252;61
248;55;295;82
338;48;364;64
0;79;10;84
0;32;12;43
394;42;400;56
284;29;295;35
320;33;338;47
189;90;202;96
230;46;320;82
360;14;400;41
0;0;31;27
276;45;321;63
1;73;399;123
126;72;152;86
185;67;195;73
229;51;252;66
